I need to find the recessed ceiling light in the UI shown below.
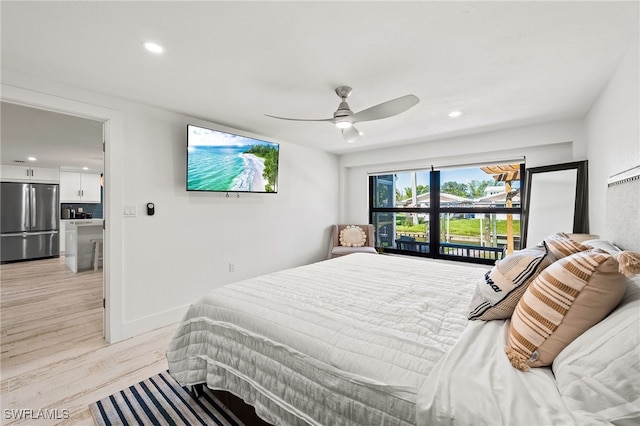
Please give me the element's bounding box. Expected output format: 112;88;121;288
82;167;89;170
27;156;37;161
143;42;164;54
448;111;462;118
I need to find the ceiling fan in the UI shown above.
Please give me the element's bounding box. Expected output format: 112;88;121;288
265;86;419;143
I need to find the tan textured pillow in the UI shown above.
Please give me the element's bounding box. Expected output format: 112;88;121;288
565;233;599;243
543;232;590;260
339;225;366;247
505;250;631;371
468;244;553;320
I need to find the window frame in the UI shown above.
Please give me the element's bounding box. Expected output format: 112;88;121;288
368;163;525;265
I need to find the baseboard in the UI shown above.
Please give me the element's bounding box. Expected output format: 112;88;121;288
117;304;190;341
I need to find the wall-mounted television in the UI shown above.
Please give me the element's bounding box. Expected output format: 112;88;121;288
186;124;279;193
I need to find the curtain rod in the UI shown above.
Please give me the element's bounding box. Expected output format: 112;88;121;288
608;164;640;186
367;157;525;176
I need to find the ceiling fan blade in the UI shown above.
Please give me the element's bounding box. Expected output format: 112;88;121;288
351;94;419;123
342;125;360;143
265;114;334;123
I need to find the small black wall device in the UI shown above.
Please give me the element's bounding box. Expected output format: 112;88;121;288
147;202;155;216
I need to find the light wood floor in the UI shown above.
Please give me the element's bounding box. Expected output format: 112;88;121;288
1;256;176;425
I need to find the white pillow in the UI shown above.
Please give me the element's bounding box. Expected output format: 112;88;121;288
552;276;640;425
582;239;622;254
339;225;366;247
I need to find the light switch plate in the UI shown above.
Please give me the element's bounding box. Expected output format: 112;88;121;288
123;206;137;216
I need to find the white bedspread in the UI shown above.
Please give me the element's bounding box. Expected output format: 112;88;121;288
167;253;485;425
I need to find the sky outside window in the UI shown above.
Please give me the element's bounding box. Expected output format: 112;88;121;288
395;166;521;194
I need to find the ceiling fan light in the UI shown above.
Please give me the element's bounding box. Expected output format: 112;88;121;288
335;121;352;129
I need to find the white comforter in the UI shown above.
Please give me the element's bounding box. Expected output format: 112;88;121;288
167;253;485;425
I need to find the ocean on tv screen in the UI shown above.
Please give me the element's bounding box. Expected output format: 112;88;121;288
187;144;278;192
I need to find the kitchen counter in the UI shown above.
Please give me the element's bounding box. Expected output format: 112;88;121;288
64;219;103;272
62;219;102;225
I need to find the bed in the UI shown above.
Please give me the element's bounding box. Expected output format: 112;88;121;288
167;168;640;426
167;254;486;425
167;250;639;425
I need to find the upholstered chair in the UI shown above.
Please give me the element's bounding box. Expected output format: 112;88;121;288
328;224;378;259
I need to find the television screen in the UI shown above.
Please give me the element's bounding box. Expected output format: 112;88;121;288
186;124;279;193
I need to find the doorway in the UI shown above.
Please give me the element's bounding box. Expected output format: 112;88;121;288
1;85;125;342
1;98;108;340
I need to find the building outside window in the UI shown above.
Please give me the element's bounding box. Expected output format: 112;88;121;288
369;162;524;264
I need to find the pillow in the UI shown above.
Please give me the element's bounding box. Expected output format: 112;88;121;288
339;225;366;247
582;239;622;254
468;244;553;320
552;276;640;425
505;250;635;371
565;233;600;243
543;232;590;260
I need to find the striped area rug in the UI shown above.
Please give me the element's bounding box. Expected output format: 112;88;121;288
89;370;244;426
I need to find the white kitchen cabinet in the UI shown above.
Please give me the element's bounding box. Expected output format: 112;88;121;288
60;172;101;203
1;164;60;183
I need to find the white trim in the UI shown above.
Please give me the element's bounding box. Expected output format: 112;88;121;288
122;305;186;338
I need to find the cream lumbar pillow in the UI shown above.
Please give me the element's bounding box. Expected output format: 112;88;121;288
339;225;366;247
468;244;553;320
505;249;640;371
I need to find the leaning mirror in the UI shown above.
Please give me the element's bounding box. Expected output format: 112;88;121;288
522;161;588;247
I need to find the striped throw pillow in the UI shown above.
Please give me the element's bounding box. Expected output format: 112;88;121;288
468;245;552;320
505;250;629;371
543;232;589;260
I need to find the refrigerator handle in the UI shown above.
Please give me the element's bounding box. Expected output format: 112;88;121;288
21;185;30;229
30;186;36;229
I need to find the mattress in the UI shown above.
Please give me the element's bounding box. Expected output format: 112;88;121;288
167;253;486;425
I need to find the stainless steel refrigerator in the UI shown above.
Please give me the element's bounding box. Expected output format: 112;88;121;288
1;182;60;263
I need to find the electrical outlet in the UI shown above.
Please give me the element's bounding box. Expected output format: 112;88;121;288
228;263;235;272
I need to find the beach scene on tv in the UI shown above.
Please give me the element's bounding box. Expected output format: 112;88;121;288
187;126;279;193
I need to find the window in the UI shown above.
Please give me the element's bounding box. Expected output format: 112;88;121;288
369;162;524;264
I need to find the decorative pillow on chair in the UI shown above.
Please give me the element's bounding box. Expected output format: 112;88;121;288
543;232;590;261
339;225;367;247
505;250;640;371
468;244;552;320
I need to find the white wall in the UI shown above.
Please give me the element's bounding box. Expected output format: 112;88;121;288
1;71;340;342
119;105;339;329
585;38;639;238
339;120;586;223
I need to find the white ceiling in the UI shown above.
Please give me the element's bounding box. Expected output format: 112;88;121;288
1;102;104;172
1;1;638;166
